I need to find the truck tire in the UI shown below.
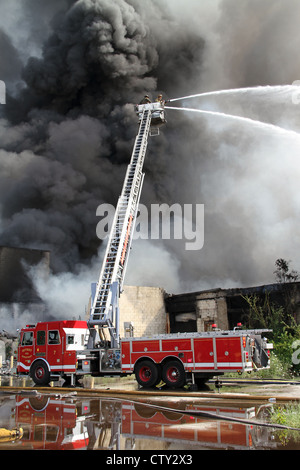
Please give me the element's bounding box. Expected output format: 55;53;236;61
135;360;159;388
30;360;50;386
162;360;186;388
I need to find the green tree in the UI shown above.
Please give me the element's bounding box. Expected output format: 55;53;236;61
273;258;300;322
273;258;299;283
241;292;285;334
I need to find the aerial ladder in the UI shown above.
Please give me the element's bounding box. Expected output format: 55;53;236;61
88;102;165;349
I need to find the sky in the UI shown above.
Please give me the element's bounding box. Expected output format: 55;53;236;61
1;0;300;320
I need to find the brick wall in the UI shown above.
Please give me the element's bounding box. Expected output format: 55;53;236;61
196;292;229;331
119;285;167;338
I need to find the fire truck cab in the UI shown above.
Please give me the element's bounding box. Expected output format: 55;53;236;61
17;320;89;385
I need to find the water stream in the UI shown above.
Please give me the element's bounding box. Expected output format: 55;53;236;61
165;106;300;141
169;84;299;103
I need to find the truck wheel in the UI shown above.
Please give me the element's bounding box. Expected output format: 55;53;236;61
135;360;159;388
30;360;50;386
162;360;186;388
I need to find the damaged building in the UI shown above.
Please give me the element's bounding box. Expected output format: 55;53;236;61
118;280;300;337
0;246;50;335
165;282;300;334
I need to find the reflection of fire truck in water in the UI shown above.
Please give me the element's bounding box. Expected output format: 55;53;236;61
14;395;275;450
15;394;89;450
17;101;272;389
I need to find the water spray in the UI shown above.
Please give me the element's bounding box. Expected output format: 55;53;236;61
169;84;299;103
165;106;300;140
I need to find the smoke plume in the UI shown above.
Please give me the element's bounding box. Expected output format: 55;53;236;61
1;0;300;321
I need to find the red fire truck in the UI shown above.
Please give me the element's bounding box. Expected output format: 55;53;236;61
17;320;272;388
17;103;273;388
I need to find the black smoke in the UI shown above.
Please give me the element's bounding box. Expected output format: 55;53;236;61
1;0;300;318
0;0;203;274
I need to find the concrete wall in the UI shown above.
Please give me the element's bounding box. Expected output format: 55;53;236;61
0;339;5;364
166;288;229;333
196;292;228;331
119;285;167;338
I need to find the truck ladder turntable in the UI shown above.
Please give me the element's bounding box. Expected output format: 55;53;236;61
88;108;152;348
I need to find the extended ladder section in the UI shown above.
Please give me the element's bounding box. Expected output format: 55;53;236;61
88;108;152;346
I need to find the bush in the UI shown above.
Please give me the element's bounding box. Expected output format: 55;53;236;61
242;293;300;376
270;403;300;429
269;403;300;445
273;330;300;377
248;352;292;379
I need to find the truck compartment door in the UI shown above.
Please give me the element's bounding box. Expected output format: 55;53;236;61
215;337;242;369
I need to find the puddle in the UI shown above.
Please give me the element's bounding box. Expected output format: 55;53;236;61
1;375;300;450
0;390;299;450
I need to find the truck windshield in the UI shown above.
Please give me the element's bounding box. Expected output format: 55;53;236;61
21;331;33;346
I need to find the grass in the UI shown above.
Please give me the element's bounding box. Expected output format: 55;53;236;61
82;374;135;388
268;402;300;445
252;353;295;380
224;352;296;380
269;403;300;429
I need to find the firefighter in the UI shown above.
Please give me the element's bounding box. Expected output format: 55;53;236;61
155;94;164;105
155;94;169;106
139;95;151;104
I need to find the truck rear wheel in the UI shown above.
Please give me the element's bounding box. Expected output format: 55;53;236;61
162;360;186;388
135;360;160;388
30;360;50;386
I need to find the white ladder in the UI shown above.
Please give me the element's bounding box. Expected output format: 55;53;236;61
88;109;152;343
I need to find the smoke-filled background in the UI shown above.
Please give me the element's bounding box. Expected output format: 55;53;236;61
1;0;300;320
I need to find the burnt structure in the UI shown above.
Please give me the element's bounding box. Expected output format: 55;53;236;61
0;246;50;303
165;282;300;334
0;246;50;331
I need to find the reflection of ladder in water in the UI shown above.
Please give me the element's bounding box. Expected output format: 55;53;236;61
88;109;152;346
